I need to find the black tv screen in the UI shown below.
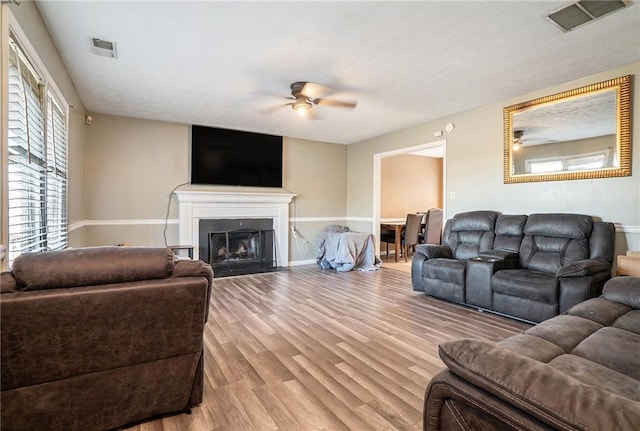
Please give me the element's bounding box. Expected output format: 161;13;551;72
190;125;283;187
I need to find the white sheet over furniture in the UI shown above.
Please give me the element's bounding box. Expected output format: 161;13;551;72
316;225;381;272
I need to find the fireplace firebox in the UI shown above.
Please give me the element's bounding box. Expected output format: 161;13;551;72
198;218;277;277
208;228;276;277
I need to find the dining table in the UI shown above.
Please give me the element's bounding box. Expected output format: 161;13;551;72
380;221;405;262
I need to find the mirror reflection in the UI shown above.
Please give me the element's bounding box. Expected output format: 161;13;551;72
504;75;631;183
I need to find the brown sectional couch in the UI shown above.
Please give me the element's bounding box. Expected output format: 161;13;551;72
424;276;640;430
1;246;213;431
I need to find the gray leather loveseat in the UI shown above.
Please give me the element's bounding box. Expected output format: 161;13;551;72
1;246;213;431
411;211;615;322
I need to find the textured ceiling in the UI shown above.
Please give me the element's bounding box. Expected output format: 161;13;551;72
514;90;616;146
34;1;640;144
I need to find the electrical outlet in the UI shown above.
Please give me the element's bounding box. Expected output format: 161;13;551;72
291;225;298;238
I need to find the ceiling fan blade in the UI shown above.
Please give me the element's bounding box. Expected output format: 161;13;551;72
257;103;292;115
250;90;295;101
313;98;358;109
300;82;332;99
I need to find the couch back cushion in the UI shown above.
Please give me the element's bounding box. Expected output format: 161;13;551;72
519;214;593;273
444;211;497;260
492;214;527;252
12;246;175;291
589;221;615;263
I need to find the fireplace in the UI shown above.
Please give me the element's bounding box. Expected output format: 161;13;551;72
175;188;296;272
208;228;276;277
199;218;276;277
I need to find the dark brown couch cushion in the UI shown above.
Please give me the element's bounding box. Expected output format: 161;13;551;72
11;246;174;290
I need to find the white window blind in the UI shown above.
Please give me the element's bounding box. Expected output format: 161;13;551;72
7;33;68;266
45;96;69;251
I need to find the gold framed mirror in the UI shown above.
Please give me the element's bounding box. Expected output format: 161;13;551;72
503;75;631;183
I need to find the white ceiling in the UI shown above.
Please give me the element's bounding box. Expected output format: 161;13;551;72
34;1;640;145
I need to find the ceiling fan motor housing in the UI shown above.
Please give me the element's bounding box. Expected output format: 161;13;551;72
290;82;313;111
290;81;308;98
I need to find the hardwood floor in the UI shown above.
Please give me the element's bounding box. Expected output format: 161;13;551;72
125;265;530;431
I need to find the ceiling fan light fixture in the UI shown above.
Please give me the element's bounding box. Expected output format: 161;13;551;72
513;130;524;151
292;98;312;115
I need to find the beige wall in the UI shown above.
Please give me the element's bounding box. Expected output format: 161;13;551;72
284;137;347;261
84;114;189;246
2;3;86;268
347;63;640;256
84;117;347;261
381;154;442;219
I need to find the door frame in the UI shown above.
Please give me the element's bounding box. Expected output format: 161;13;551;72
372;139;447;255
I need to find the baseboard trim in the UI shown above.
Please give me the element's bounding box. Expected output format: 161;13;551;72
289;259;317;266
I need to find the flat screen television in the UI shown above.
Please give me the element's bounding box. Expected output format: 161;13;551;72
190;125;283;187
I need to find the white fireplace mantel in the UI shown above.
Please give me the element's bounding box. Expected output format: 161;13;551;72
175;189;296;266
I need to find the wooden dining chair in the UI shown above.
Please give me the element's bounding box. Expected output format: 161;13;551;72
402;213;422;261
381;213;421;260
416;211;428;243
380;225;397;259
423;208;443;245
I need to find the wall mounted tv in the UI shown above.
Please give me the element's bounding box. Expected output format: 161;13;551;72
190;125;283;187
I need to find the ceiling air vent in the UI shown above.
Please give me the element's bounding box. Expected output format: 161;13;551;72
90;38;117;58
546;0;628;31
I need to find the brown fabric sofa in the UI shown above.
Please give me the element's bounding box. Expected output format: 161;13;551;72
424;276;640;430
1;246;213;431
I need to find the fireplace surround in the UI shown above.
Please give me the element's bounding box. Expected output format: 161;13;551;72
175;188;295;268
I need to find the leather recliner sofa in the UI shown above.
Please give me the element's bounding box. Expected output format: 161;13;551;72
412;211;615;322
0;246;213;431
424;276;640;430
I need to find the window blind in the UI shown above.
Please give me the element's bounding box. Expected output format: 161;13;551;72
7;34;68;266
45;96;69;251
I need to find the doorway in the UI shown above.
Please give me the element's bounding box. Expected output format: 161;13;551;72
372;139;446;266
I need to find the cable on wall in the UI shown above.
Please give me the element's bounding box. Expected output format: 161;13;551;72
289;194;311;256
163;181;190;247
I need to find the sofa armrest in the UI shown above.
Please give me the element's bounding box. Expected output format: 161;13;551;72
425;369;551;430
172;259;214;322
556;259;611;278
438;339;640;430
479;250;519;269
415;244;453;260
603;276;640;308
411;245;452;292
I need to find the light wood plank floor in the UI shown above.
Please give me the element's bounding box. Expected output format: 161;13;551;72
124;265;530;431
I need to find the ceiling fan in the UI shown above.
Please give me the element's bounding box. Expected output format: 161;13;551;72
258;81;358;117
513;129;525;151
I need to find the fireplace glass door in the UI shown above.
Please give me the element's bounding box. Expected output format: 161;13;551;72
208;229;276;277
